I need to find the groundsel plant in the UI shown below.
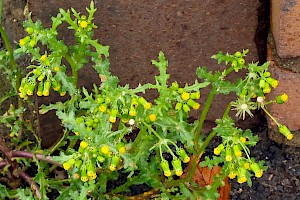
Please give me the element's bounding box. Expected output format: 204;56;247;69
0;1;292;199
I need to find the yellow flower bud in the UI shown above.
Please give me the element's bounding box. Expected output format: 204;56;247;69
240;137;247;143
149;114;157;122
80;20;88;28
228;172;237;179
40;54;47;61
80;141;88;149
181;92;190;101
101;145;110;155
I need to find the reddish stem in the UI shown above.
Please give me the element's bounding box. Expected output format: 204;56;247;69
0;160;8;168
18;170;42;199
0;136;12;160
11;151;62;167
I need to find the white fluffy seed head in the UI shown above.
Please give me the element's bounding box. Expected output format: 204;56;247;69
257;96;264;103
240;103;248;110
128;119;135;125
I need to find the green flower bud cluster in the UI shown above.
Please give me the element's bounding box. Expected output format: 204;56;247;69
171;82;201;114
258;73;279;94
231;51;246;72
160;146;190;177
213;141;265;184
275;93;288;104
238;67;279;102
211;50;249;72
18;53;66;99
227;158;264;184
63;141;125;182
19;28;37;48
62;141;97;182
76;14;98;33
19;67;65;99
2;105;23;138
92;93;155;125
76;115;101;131
214;141;245;161
278;124;293;140
160;157;183;177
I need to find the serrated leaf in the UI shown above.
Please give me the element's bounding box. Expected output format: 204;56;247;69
56;70;76;95
183;80;210;91
52;152;73;164
0;184;16;198
179;183;196;200
151;51;169;87
215;80;237;95
16;188;34;200
39;102;66;114
51;13;63;31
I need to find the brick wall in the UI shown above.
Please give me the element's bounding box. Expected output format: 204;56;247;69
268;0;300;146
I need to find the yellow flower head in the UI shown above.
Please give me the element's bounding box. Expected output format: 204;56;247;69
240;137;247;143
281;93;288;102
89;173;97;180
271;80;279;88
238;176;247;184
164;170;172;177
99;105;107;113
243;162;250;170
60;91;66;96
228;172;237;179
118;147;126;154
144;102;152;110
80;20;88;28
181;92;190;101
63;163;71;171
149;114;157;122
175;170;183;176
53;66;60;72
109;165;116;171
255;170;263;178
19;39;26;46
40;54;47;62
214;148;221;155
80;141;88;149
101;145;110;155
81;176;88;182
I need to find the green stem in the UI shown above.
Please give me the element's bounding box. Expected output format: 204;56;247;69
0;0;2;22
184;130;217;182
262;106;280;126
185;101;232;182
0;17;24;138
0;25;22;91
49;129;69;154
222;102;233;119
194;85;216;150
143;121;163;140
65;54;78;87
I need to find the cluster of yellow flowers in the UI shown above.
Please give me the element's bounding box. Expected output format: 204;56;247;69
213;137;264;184
63;141;126;182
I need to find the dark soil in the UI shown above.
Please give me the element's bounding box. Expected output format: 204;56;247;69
230;117;300;200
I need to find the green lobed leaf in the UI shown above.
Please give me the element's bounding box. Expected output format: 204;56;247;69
55;70;76;95
39;102;66;115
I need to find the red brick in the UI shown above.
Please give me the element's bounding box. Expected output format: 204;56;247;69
271;0;300;58
266;45;300;146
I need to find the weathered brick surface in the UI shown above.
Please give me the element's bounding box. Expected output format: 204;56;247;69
266;45;300;146
271;0;300;58
28;0;261;147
